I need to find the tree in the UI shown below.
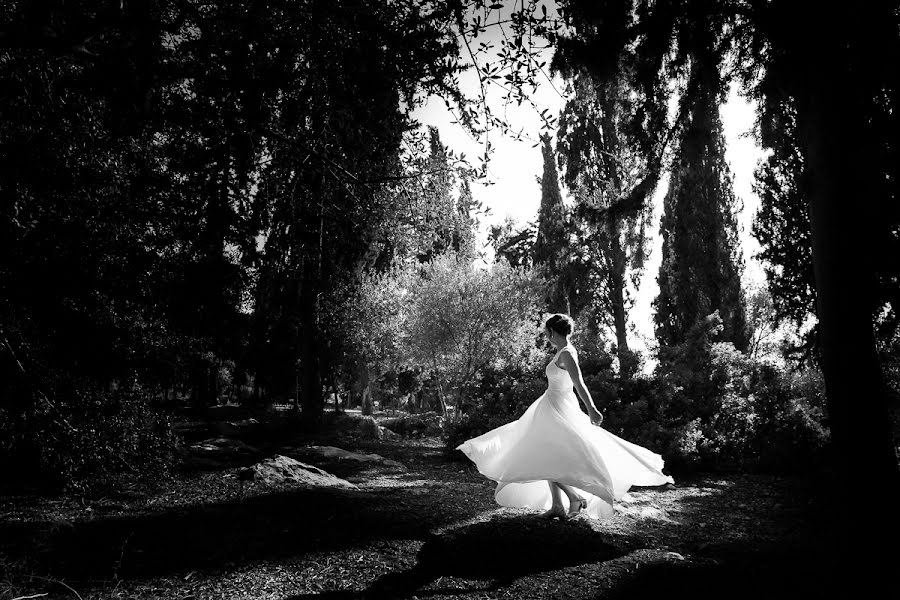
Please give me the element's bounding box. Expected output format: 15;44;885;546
744;283;780;362
326;268;409;415
0;0;469;432
764;2;900;502
552;0;899;578
402;254;545;415
532;133;572;313
489;216;536;268
235;1;466;428
654;46;748;353
556;68;655;378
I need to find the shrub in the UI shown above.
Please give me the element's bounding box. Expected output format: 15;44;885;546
444;363;547;453
442;307;831;475
1;383;177;493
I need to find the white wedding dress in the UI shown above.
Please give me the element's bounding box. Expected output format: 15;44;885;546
457;344;673;519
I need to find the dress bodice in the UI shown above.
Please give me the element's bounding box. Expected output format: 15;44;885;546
546;345;575;392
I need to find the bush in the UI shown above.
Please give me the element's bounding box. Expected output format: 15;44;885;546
1;383;177;493
599;374;703;472
444;364;547;453
442;308;831;475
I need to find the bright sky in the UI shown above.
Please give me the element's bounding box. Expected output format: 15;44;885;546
410;2;767;360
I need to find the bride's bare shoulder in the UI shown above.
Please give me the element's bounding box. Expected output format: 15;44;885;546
557;346;578;367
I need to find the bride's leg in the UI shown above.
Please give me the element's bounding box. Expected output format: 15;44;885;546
539;481;566;518
556;483;587;516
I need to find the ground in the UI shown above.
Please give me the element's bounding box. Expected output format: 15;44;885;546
0;410;844;600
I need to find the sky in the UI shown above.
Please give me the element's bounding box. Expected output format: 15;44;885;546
410;2;768;359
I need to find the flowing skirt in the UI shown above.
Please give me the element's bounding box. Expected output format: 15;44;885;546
457;386;674;519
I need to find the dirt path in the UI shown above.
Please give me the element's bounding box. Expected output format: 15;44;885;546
1;429;838;600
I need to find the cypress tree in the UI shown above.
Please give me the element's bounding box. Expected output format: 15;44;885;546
532;133;571;313
654;55;748;351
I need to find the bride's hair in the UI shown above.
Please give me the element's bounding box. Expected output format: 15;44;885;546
545;313;574;336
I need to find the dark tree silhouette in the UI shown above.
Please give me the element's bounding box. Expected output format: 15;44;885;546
556;69;656;377
532;133;572;313
553;0;899;584
654;47;748;352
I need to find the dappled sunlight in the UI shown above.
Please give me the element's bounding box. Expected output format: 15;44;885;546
360;476;436;490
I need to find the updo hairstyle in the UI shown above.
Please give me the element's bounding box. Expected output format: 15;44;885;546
545;313;574;337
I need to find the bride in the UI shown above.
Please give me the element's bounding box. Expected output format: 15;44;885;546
457;313;673;519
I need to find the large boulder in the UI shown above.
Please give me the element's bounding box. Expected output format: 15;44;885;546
240;455;357;488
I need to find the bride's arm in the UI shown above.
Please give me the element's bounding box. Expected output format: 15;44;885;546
558;350;603;425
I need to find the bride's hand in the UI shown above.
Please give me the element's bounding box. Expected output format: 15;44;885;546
590;411;603;426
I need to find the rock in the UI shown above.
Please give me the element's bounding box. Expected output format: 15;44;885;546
358;416;381;439
190;437;259;455
356;416;401;441
379;426;401;441
181;438;260;469
306;445;407;470
240;455;357;489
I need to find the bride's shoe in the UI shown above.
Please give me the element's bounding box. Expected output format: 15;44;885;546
566;497;587;518
539;505;566;520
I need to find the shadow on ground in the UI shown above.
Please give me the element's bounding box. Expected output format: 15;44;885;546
599;541;840;600
285;514;623;599
0;484;464;583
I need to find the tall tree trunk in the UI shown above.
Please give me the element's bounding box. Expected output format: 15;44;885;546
607;220;635;377
801;87;897;477
298;262;323;428
792;7;898;587
360;364;374;416
298;160;325;428
433;370;448;416
599;86;635;377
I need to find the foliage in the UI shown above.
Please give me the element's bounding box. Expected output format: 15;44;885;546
335;252;546;415
0;384;176;493
446;306;828;474
402;254;546;411
489;216;536;268
653;48;748;352
555;68;656;377
750;98;818;363
601;312;830;474
0;0;470;441
743;283;778;361
532;133;574;313
444;354;549;452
